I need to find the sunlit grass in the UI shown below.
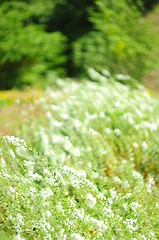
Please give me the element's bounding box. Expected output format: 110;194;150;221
0;70;159;239
0;88;42;107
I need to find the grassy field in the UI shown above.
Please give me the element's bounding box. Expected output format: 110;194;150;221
1;5;159;137
0;70;159;239
0;88;42;136
0;7;159;240
1;3;159;240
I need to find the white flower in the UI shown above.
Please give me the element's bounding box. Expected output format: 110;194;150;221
123;203;128;211
92;171;99;179
114;129;121;136
51;104;59;111
124;218;138;232
85;112;97;120
41;187;54;200
24;160;35;167
3;136;26;146
113;176;122;184
78;170;86;178
71;233;84;240
15;234;25;240
74;119;82;129
123;180;130;189
133;142;139;148
100;112;105;118
132;171;142;180
46;222;51;230
1;157;6;167
88;68;107;82
128;116;134;124
53;120;62;127
10;149;15;158
116;74;130;80
49;177;56;185
17;214;24;225
87;147;92;152
156;202;159;208
140;234;147;240
104;207;114;218
105;128;111;135
110;189;117;200
147;177;155;193
10;186;15;193
61;113;69;119
29;187;36;197
135;109;143;118
102;68;110;77
29;173;42;181
46;111;52;118
64;137;72;151
87;162;92;168
142;141;148;150
52;135;63;143
114;101;121;107
47;210;51;217
75;208;85;220
89;128;98;136
72;147;81;157
130;202;142;212
90;218;108;232
87;193;96;208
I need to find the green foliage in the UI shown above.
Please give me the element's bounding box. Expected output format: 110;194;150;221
0;0;158;89
73;0;157;80
46;0;94;76
47;0;93;41
0;1;67;89
0;74;159;239
133;0;159;13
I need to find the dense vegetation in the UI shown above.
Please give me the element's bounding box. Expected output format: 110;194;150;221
133;0;159;13
0;0;158;89
0;1;67;89
0;1;159;239
0;71;159;239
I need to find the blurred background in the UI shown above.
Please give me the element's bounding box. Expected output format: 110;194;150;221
0;0;159;90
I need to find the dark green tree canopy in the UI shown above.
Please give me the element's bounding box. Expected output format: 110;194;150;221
0;0;158;89
133;0;159;13
47;0;94;42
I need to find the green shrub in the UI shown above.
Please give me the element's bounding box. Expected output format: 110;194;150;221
73;0;157;80
133;0;159;13
0;1;67;89
0;0;158;89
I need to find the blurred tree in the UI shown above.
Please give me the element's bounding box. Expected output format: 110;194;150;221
47;0;93;41
133;0;159;13
0;0;67;89
46;0;94;75
0;0;158;89
73;0;158;80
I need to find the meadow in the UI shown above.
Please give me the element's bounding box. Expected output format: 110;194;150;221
0;69;159;239
1;2;159;239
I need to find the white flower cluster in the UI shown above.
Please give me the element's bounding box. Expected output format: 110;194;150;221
1;70;159;239
2;135;26;147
